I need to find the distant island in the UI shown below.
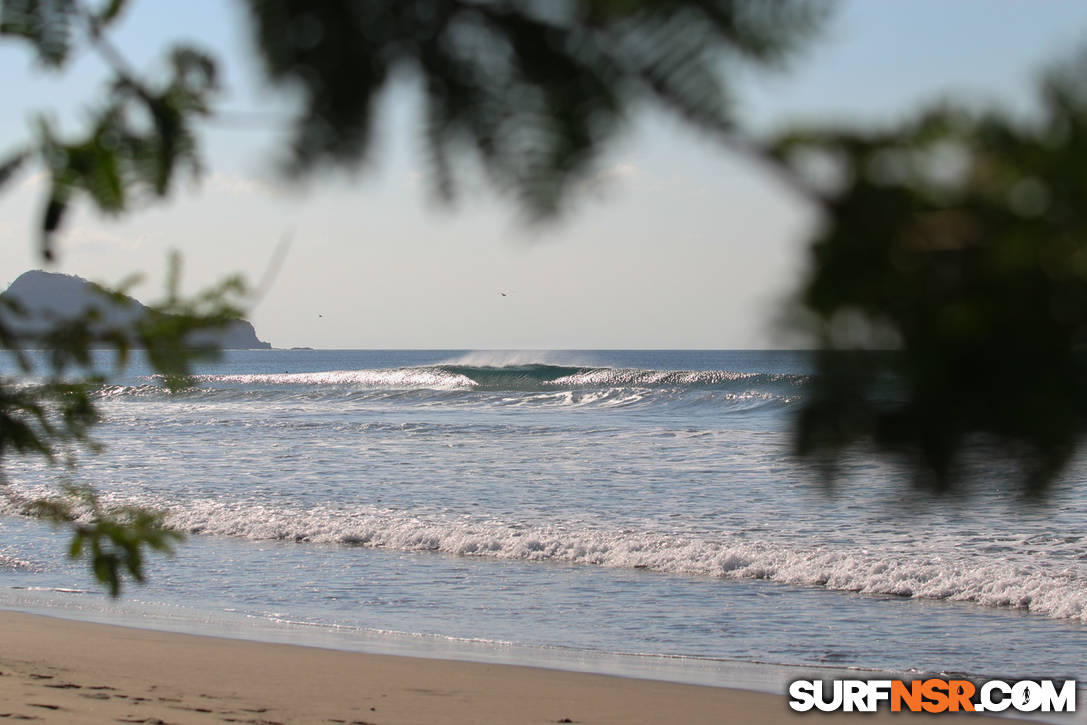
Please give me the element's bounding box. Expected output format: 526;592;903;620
1;270;271;350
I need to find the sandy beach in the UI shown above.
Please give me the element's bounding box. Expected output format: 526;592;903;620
0;610;1012;724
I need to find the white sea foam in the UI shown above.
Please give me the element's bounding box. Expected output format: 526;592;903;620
193;369;476;389
0;552;38;572
160;499;1087;622
92;377;793;411
440;350;600;367
549;369;778;387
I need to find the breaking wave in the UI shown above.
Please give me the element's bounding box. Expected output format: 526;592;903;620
92;364;805;410
160;499;1087;623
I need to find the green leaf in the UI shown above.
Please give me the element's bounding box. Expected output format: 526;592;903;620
94;0;127;25
40;189;68;260
0;149;29;190
0;0;78;67
68;532;83;558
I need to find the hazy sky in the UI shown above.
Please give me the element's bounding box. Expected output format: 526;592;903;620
3;1;1087;349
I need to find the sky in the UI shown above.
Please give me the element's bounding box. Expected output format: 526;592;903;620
3;1;1087;349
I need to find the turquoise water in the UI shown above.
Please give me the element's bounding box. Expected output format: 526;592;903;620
1;350;1085;690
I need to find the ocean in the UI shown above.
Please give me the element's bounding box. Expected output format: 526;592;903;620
1;350;1085;698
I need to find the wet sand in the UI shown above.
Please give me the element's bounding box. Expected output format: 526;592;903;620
0;610;1006;724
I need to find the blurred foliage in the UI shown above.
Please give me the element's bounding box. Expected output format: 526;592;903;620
775;53;1087;492
0;255;248;595
1;0;126;66
33;42;218;260
22;484;182;597
2;0;216;259
0;0;247;593
1;0;825;239
242;0;825;217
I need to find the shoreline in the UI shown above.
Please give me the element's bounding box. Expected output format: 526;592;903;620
0;587;915;694
2;587;1015;698
0;610;1014;724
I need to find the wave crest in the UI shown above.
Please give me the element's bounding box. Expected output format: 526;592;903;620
165;500;1087;622
95;364;806;402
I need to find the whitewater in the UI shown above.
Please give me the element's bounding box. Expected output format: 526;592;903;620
1;350;1085;688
